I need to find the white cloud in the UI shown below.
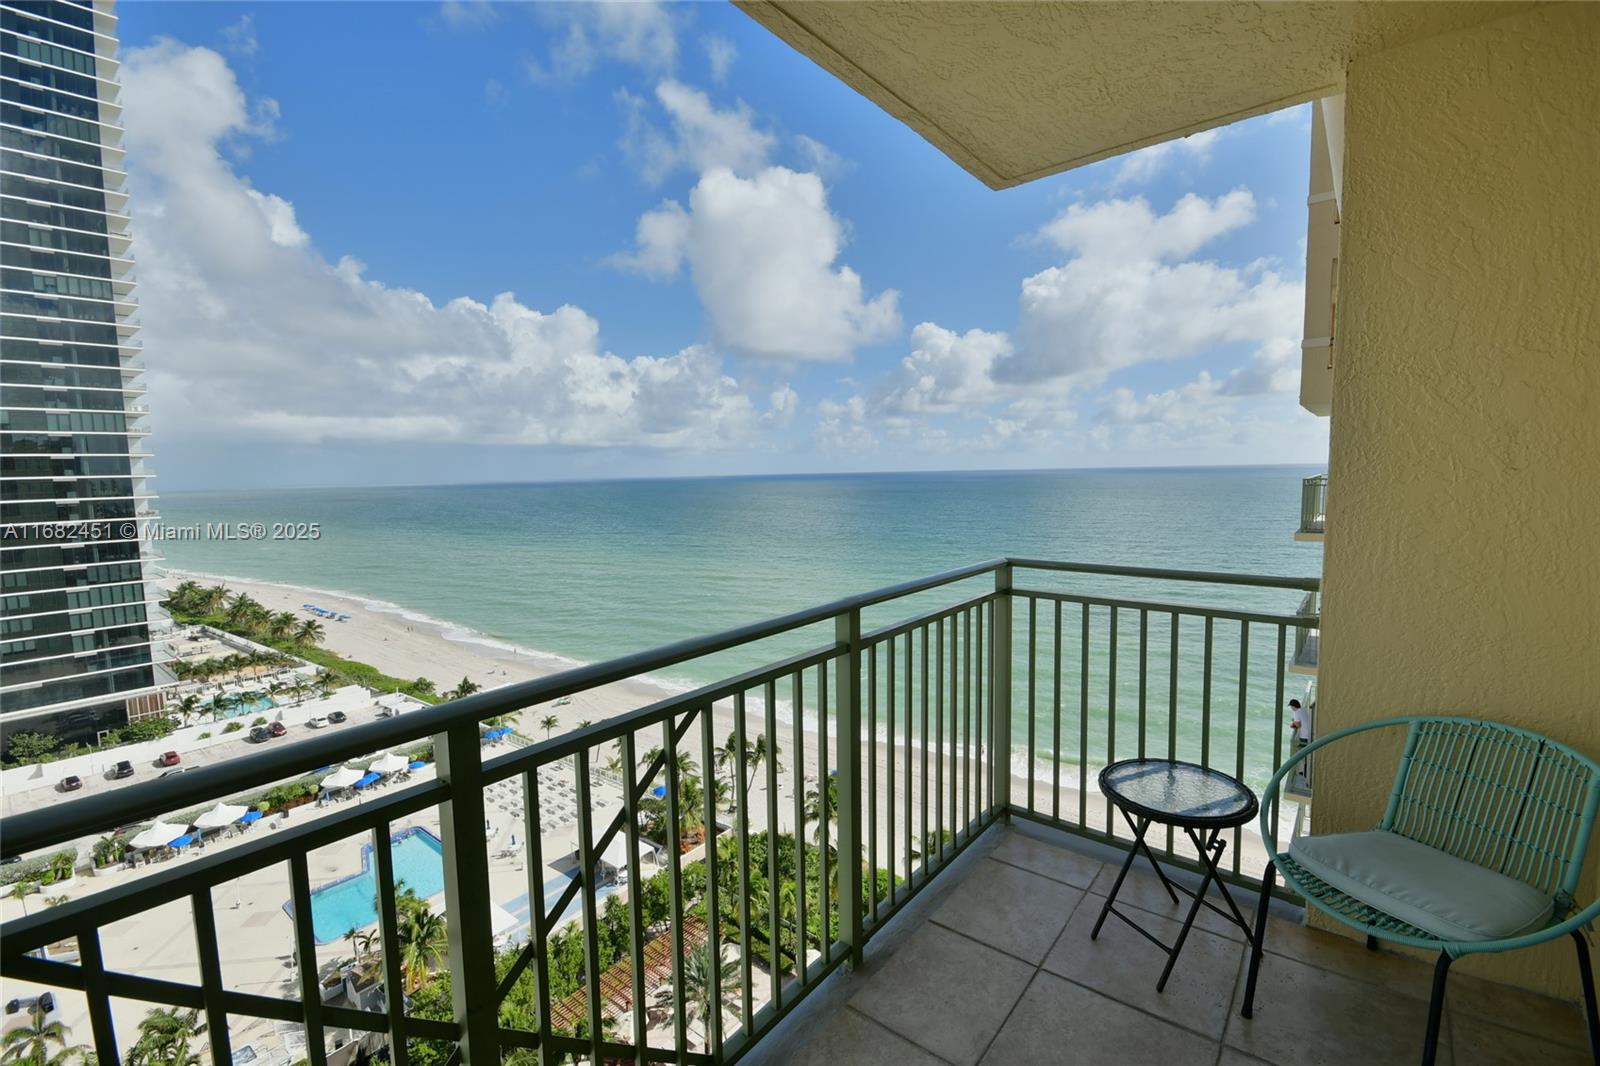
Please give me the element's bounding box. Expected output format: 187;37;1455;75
793;133;847;179
438;1;498;30
1003;189;1301;383
526;1;677;81
618;80;775;186
879;323;1011;414
703;34;736;83
220;15;257;57
121;41;787;453
1111;128;1220;187
621;167;900;362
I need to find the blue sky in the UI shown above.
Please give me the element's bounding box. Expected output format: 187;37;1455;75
115;2;1327;491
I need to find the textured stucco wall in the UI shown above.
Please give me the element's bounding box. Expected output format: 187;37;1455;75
1319;3;1600;999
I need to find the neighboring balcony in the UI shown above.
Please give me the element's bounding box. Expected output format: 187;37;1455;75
1291;591;1319;675
10;558;1507;1066
1296;475;1327;541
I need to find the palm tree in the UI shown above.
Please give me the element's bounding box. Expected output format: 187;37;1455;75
174;694;203;725
294;619;325;647
8;880;32;917
267;611;298;641
716;731;752;801
394;889;447;992
1;1006;90;1066
199;585;229;614
747;734;783;793
661;942;742;1052
451;677;482;700
803;774;838;846
125;1008;202;1066
540;714;559;740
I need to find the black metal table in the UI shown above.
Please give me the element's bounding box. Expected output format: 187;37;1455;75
1092;758;1261;991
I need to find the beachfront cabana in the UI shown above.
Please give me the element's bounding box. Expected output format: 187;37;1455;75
194;803;247;833
129;821;186;851
320;766;363;791
367;752;408;776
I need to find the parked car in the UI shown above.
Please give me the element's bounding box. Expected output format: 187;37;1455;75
157;751;181;767
305;716;328;730
159;767;190;778
111;761;135;779
249;726;273;743
268;721;288;737
60;776;83;792
327;710;347;724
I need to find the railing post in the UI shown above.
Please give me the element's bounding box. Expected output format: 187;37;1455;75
835;607;865;969
994;563;1014;819
434;723;501;1065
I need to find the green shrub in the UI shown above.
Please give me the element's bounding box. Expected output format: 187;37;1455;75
0;848;78;887
4;732;59;765
222;722;243;734
197;732;212;740
251;716;268;726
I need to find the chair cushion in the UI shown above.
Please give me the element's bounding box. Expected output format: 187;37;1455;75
1288;830;1554;942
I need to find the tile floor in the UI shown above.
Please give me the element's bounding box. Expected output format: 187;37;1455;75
765;825;1594;1066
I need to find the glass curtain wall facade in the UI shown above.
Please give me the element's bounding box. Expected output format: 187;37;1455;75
1;0;164;750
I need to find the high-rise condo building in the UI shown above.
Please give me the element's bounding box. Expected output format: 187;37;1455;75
1;0;165;751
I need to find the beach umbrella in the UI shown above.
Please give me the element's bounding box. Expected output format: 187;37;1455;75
194;803;247;831
354;771;383;788
320;765;363;790
408;760;427;770
169;834;195;848
368;752;408;775
240;810;263;824
130;821;184;849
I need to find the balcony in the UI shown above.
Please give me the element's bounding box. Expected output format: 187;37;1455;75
0;559;1573;1066
1291;592;1318;675
1296;475;1327;542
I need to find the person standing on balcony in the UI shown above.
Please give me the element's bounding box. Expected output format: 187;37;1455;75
1289;699;1312;749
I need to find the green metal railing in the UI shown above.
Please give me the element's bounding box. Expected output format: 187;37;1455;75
1299;474;1328;535
0;558;1319;1066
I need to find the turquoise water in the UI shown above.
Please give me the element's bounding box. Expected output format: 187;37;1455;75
212;694;275;720
158;468;1323;786
301;828;446;943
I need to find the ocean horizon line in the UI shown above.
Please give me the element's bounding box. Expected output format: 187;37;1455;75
158;461;1328;497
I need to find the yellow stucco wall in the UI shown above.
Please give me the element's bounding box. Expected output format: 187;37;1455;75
1320;3;1600;998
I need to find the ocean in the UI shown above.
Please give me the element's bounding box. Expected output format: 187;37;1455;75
154;467;1324;786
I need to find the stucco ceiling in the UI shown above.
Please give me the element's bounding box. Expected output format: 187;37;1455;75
737;1;1532;189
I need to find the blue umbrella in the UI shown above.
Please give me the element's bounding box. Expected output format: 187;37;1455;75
169;834;195;848
354;772;382;788
240;810;263;824
652;785;667;798
408;760;427;770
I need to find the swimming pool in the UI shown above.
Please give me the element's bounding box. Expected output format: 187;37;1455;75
295;828;446;943
214;693;276;719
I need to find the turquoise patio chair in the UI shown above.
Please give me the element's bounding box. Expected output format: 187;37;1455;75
1240;715;1600;1065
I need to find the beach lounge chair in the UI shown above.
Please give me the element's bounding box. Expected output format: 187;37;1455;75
1243;716;1600;1064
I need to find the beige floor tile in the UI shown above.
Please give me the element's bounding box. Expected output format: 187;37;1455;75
1449;1012;1594;1066
1089;862;1253;944
929;858;1084;964
979;972;1219;1065
1258;916;1436;1001
850;922;1034;1066
1447;970;1593;1051
1225;950;1453;1066
1044;891;1244;1040
776;1006;951;1066
989;830;1105;889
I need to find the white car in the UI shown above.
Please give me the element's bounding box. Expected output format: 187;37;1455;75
305;716;329;729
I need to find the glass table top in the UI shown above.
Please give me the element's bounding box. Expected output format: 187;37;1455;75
1099;759;1258;826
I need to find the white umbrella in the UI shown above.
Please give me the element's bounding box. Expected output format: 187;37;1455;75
194;803;247;831
130;821;184;849
368;752;408;775
320;765;363;790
